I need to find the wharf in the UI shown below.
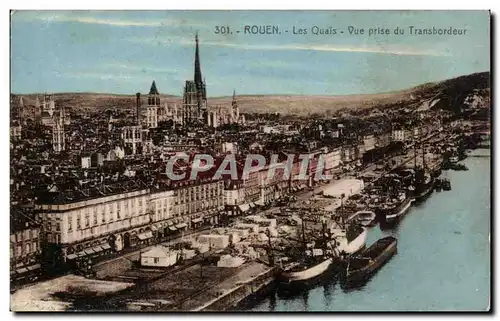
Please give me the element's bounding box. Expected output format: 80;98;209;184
95;260;276;311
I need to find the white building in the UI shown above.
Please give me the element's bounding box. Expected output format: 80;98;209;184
38;187;151;260
10;125;21;140
323;148;342;173
122;125;143;155
221;142;237;154
145;105;158;129
52;123;65;152
363;135;376;151
150;190;174;223
197;234;230;250
141;245;178;268
81;156;91;169
392;129;410;142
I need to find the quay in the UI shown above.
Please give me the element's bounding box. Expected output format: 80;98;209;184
10;127;488;312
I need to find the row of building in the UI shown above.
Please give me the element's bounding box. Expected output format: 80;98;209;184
10;139;369;280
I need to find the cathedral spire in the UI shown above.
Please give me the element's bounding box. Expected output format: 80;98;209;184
148;80;160;106
194;32;203;86
149;80;159;95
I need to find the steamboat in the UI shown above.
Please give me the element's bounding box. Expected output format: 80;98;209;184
378;192;413;224
278;218;336;286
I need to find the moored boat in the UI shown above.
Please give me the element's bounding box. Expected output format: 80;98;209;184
342;236;397;289
279;254;333;284
330;223;367;255
278;216;337;286
442;178;451;191
347;210;377;227
413;173;434;203
379;192;413;224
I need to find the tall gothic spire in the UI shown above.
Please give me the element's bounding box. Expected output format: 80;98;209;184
149;80;159;95
194;32;202;86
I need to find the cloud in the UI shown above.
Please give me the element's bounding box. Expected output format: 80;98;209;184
53;71;135;81
205;41;448;57
32;13;175;27
133;36;449;57
101;62;180;75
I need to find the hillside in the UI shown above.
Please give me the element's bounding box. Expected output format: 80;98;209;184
11;72;490;116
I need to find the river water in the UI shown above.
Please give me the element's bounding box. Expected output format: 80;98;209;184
249;149;491;312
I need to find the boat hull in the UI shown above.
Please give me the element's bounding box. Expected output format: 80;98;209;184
337;228;367;255
279;258;333;284
414;180;434;203
385;198;413;224
342;237;397;288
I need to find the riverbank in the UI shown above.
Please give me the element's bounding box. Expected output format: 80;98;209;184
249;149;490;311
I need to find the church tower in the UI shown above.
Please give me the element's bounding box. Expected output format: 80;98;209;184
52;111;65;153
183;32;208;126
194;32;207;109
145;81;160;129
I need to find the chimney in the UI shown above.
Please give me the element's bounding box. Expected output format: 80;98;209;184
136;93;141;125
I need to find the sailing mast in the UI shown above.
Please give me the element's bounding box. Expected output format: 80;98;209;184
422;140;426;170
413;133;418;170
266;229;275;266
301;215;307;253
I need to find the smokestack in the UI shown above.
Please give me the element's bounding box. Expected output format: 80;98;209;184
136;93;141;125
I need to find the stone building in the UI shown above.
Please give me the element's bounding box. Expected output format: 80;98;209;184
10;218;42;282
145;81;160;129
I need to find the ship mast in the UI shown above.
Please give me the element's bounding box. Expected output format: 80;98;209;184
413;133;418;170
301;215;307;252
266;229;275;266
421;140;426;170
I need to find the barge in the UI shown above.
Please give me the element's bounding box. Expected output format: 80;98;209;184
342;236;397;289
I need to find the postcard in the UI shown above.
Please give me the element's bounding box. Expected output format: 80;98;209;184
9;10;491;312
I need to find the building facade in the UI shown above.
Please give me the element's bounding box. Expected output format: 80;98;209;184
10;222;42;282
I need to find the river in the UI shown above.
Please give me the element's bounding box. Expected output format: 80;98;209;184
249;149;491;312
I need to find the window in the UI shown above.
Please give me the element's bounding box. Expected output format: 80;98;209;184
56;223;60;232
68;218;72;231
117;209;121;219
32;242;37;252
77;217;81;229
154;258;159;264
25;243;31;253
85;209;90;227
16;245;22;257
93;213;98;225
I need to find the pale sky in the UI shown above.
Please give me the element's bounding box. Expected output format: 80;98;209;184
11;10;490;96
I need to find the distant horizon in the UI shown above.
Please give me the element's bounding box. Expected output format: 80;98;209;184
10;70;490;98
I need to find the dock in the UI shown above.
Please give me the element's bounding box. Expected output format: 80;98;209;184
89;259;276;311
